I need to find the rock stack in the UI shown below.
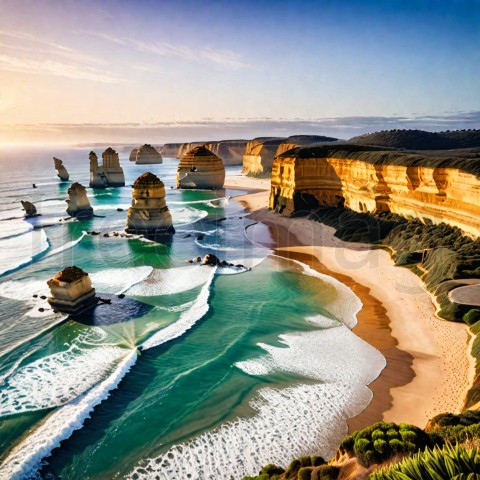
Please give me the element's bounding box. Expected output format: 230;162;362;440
47;266;99;314
135;144;163;164
89;148;125;188
176;146;225;189
66;182;93;218
21;200;37;217
125;172;175;236
53;157;69;181
129;148;138;161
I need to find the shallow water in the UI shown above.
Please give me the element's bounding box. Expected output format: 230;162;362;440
0;146;385;479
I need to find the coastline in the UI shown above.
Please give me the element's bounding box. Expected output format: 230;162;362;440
227;174;475;431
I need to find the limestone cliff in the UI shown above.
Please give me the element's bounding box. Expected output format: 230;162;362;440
242;135;338;175
125;172;174;236
177;146;225;189
66;182;93;218
53;157;69;181
175;140;247;166
89;148;125;188
129;148;138;161
161;143;183;158
270;145;480;238
135;144;163;164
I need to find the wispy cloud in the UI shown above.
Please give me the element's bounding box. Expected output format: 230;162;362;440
0;29;124;83
0;54;126;84
78;29;249;70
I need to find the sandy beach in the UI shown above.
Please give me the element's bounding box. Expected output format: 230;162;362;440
227;173;475;431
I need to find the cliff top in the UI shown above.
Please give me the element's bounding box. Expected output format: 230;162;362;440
349;129;480;150
68;182;87;193
53;266;88;283
133;172;164;187
138;144;161;155
182;145;221;159
278;144;480;177
283;134;338;144
102;147;118;155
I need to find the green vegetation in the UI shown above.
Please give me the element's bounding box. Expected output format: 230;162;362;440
340;422;437;468
369;443;480;480
349;128;480;151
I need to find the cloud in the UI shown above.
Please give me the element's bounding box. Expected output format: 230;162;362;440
80;31;126;45
0;54;126;84
1;111;478;145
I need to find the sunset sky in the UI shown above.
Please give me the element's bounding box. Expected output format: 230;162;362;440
0;0;479;144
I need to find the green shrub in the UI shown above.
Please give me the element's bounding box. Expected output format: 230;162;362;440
260;464;285;476
372;429;386;441
298;467;311;480
388;439;403;454
464;309;480;325
369;443;480;480
284;459;301;478
316;465;340;480
386;429;400;440
373;439;388;454
311;456;325;467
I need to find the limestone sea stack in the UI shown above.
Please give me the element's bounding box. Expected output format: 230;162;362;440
66;182;94;218
21;200;37;217
129;148;138;161
89;148;125;188
47;266;98;315
176;146;225;189
53;157;69;181
125;172;175;236
135;144;163;164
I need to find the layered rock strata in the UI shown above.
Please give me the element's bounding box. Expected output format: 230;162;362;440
135;144;163;164
161;143;183;158
89;148;125;188
270;145;480;238
21;200;37;217
176;146;225;189
47;266;98;314
66;182;94;218
125;172;174;236
176;140;248;166
242;135;339;175
53;157;69;181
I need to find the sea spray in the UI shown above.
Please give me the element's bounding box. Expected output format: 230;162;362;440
0;349;137;480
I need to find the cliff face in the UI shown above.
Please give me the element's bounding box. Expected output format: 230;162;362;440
177;146;225;189
174;140;248;166
89;148;125;188
66;182;93;218
270;146;480;238
161;143;183;158
242;135;338;175
53;157;69;181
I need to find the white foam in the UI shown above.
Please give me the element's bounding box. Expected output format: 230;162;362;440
172;207;208;226
0;279;46;301
236;326;385;385
126;266;213;297
44;231;87;258
193;239;240;252
0;218;33;239
90;266;153;295
140;267;216;350
0;349;137;480
0;229;49;276
0;342;127;417
284;257;362;329
127;382;372;480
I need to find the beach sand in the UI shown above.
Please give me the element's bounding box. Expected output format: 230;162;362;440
227;175;475;431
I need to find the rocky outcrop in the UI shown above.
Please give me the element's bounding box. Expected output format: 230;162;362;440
53;157;69;181
161;143;183;158
177;146;225;189
135;144;163;164
47;266;98;314
129;148;138;161
242;136;338;175
177;140;248;165
270;145;480;238
21;200;37;217
242;137;285;175
350;128;480;150
125;172;174;236
66;182;94;218
89;148;125;188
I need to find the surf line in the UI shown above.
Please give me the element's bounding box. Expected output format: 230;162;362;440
0;267;217;480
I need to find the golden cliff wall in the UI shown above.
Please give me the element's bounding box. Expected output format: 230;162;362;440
270;150;480;238
172;140;248;166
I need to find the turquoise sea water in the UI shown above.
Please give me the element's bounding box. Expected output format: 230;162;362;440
0;146;385;479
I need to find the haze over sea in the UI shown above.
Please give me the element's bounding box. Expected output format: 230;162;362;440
0;146;384;479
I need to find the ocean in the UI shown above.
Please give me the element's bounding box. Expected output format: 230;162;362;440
0;145;385;479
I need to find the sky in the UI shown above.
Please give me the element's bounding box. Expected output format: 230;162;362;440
0;0;479;144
